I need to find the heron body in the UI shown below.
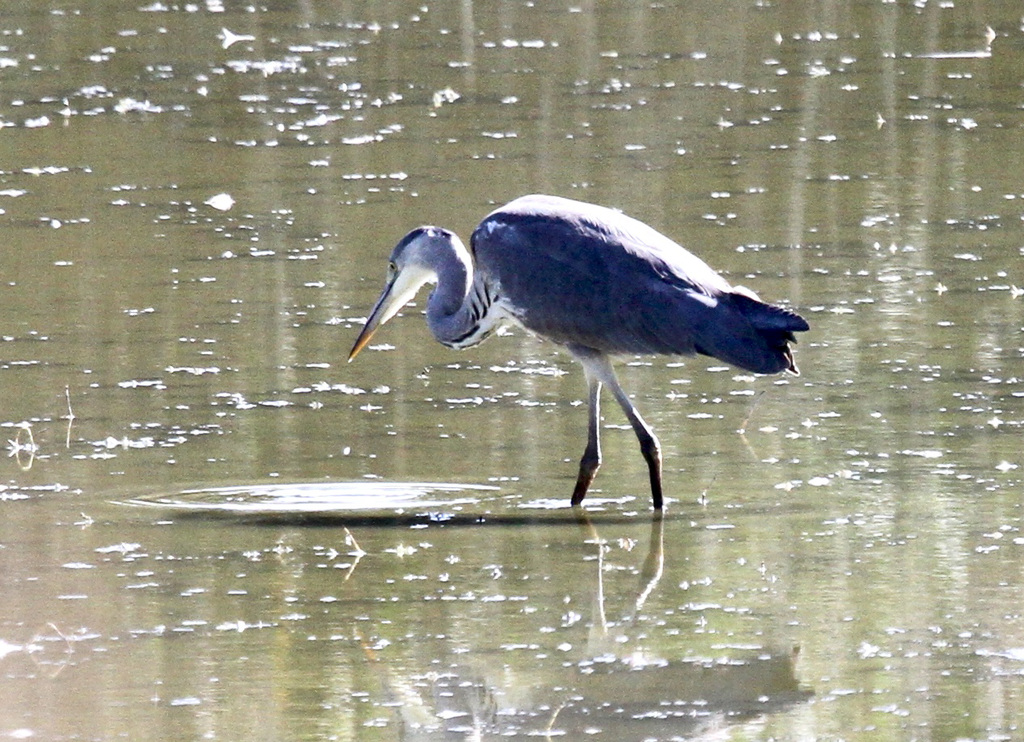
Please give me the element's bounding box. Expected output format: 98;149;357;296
349;194;809;509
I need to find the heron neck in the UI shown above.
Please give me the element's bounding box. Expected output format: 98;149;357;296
426;239;479;347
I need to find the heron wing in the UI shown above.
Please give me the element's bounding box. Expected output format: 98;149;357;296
472;194;808;374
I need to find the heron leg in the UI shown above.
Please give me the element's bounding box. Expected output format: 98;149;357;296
606;374;664;510
570;346;664;510
571;371;602;506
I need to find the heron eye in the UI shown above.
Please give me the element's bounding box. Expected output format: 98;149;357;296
387;261;397;275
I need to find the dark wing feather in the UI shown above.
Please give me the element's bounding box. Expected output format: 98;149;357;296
472;194;808;374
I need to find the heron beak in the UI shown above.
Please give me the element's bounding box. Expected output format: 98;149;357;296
348;266;428;362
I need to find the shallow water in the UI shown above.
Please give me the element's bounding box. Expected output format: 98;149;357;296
3;1;1024;740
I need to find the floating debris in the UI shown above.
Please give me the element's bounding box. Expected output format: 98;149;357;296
219;28;255;49
432;87;460;108
204;192;235;211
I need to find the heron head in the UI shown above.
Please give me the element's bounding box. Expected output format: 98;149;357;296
348;227;453;361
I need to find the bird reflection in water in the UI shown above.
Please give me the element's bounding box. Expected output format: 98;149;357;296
358;513;811;739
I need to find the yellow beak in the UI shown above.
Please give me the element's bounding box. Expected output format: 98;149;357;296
348;265;430;362
348;279;394;361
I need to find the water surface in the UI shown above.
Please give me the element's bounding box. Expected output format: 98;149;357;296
3;1;1024;739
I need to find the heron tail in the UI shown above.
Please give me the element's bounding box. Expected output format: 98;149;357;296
727;292;809;375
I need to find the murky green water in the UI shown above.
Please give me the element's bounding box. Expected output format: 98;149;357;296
3;1;1024;739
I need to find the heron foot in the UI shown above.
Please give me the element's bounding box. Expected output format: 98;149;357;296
571;451;600;506
638;435;664;510
569;431;598;505
648;470;664;510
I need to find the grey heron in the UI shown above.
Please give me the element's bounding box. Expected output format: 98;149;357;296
349;194;809;510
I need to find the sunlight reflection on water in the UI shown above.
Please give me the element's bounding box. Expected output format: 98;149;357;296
3;1;1024;740
122;481;498;513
